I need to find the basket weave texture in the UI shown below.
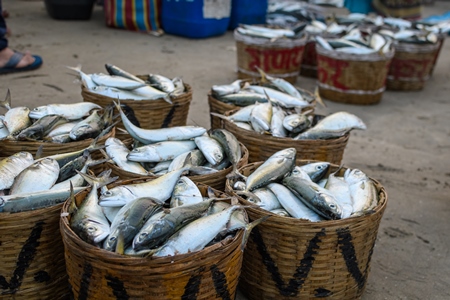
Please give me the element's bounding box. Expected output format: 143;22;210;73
221;113;349;165
103;141;249;191
60;181;245;299
225;161;388;300
234;29;308;84
0;127;115;158
316;45;394;105
386;41;442;91
0;203;70;299
81;78;192;138
208;86;316;130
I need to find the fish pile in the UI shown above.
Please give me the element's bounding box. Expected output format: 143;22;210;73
235;24;307;40
0;90;115;143
0;144;105;213
231;148;379;221
68;169;264;257
69;64;186;104
266;1;326;27
109;102;244;177
215;104;366;140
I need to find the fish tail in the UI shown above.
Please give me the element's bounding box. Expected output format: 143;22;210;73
76;169;118;189
314;86;327;108
115;230;125;255
0;89;12;110
162;94;173;105
240;215;270;251
68;181;78;214
254;66;268;83
210;112;229;121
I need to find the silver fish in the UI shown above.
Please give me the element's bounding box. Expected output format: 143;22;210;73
131;85;172;104
282;113;311;133
17;115;68;141
248;85;311;109
45;120;81;137
170;176;204;208
9;158;60;195
209;129;242;177
171;77;185;96
325;172;353;219
67;65;98;90
105;137;148;176
90;73;146;90
29;102;102;120
217;92;269;106
147;74;176;94
252;187;282;211
210;104;255;123
127;140;197;163
0;90;31;136
0;152;35;191
194;135;225;166
69;110;104;141
105;63;146;84
270;105;288;138
89;86;152;100
256;66;303;99
299;162;330;182
344;169;378;215
270;208;291;217
211;80;242;97
250;101;272;133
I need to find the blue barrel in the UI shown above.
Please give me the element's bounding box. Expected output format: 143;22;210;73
161;0;231;38
344;0;374;14
228;0;268;30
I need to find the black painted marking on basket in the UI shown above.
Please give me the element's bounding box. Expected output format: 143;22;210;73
106;275;129;300
315;287;332;297
0;221;44;294
251;227;326;296
34;271;51;283
182;266;205;300
161;105;178;128
337;227;370;290
210;265;231;300
78;263;93;300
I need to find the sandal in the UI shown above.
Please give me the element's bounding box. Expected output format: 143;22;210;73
0;51;43;75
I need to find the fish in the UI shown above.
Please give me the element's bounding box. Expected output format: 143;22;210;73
267;183;322;221
0;186;85;213
114;100;206;144
270;105;288;138
235;122;253;131
250;101;272;133
133;199;215;251
194;135;225;166
217;92;269;106
210;104;255;123
51;156;103;190
103;197;162;252
104;63;146;84
131;85;172;104
70;172;117;245
57;149;90;182
315;36;333;50
69;110;105;141
242;148;296;192
282;113;311;133
299;162;330;182
147;74;176;94
211;80;242;97
90;73;146;90
282;175;343;220
256;67;303;99
251;187;282;211
270;208;291;217
248;85;311;109
9;158;60;195
29;102;102;120
127;140;197;163
89;85;152;100
294;111;367;140
0;152;35;191
344;169;378;215
45;120;81;137
209;129;242;178
0;90;31;136
324;171;353;219
16;115;68;141
42;138;104;168
170;176;204;207
105;137;148;175
67;65;98;89
99;168;186;207
171;77;185;96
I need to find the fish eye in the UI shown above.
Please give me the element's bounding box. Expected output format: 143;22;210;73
104;191;112;196
329;204;336;209
109;237;116;241
140;233;147;238
88;226;96;232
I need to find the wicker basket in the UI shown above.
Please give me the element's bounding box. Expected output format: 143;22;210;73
225;161;388;300
0;203;70;299
103;141;249;191
234;29;308;84
221;112;349;165
60;181;245;300
208;86;316;130
372;0;422;20
386;41;442;91
316;45;394;105
0;127;115;158
300;33;339;78
81;78;193;139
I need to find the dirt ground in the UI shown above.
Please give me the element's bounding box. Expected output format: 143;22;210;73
1;0;449;299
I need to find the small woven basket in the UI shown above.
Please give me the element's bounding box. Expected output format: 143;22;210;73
208;86;316;130
225;161;388;300
386;41;442;91
234;29;308;84
316;45;394;105
221;111;349;165
372;0;422;20
0;127;115;158
81;78;192;139
103;141;249;191
60;181;245;300
0;203;70;299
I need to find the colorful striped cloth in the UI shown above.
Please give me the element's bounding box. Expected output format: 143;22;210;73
104;0;162;34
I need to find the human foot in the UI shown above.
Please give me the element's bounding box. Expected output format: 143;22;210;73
0;48;42;74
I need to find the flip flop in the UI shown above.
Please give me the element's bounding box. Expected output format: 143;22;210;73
0;51;43;75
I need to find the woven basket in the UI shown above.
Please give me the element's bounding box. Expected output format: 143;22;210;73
0;203;70;299
81;78;192;139
234;29;308;84
208;86;316;130
221;111;349;165
316;45;394;105
225;161;388;300
103;141;249;191
300;33;339;78
429;34;446;77
386;41;442;91
60;181;245;300
372;0;422;20
0;127;115;159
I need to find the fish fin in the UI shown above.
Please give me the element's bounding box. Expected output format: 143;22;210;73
162;94;173;105
254;66;268;83
76;169;118;189
35;145;44;159
99;148;115;164
240;215;271;251
314;86;327;108
115;230;125;255
0;89;12;110
210;112;229;121
68;181;78;214
206;186;216;198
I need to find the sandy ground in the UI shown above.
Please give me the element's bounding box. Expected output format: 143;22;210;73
1;0;449;299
